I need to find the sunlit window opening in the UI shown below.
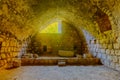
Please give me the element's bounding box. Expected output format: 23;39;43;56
40;21;62;33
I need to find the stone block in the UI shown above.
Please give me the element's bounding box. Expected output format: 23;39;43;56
97;53;102;58
115;64;120;71
99;39;104;44
95;48;99;53
95;44;98;48
90;44;94;48
77;59;84;64
117;50;120;56
21;58;30;65
94;45;97;48
99;45;103;49
58;50;74;57
5;59;21;69
92;52;97;57
66;59;78;65
0;60;5;66
93;48;96;52
94;44;97;48
48;59;57;65
119;57;120;64
100;49;106;54
89;46;92;50
91;40;94;44
113;43;120;49
38;59;45;65
110;49;115;55
101;53;107;60
94;58;101;64
83;53;93;58
96;40;99;44
89;47;93;52
102;44;108;49
1;53;6;59
12;59;21;67
28;59;34;64
114;50;119;56
1;47;4;53
108;44;113;49
33;54;39;58
76;54;83;58
116;37;120;43
107;55;112;61
110;62;116;69
106;49;111;54
101;59;104;64
104;39;109;44
58;61;66;66
112;56;118;63
103;60;110;67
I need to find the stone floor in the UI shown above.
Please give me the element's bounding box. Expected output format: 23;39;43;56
0;66;120;80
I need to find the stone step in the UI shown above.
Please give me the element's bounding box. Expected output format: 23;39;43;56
21;57;102;66
58;59;66;66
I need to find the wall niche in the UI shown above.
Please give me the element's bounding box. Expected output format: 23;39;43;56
93;8;112;33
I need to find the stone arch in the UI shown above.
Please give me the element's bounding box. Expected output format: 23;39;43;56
26;18;89;56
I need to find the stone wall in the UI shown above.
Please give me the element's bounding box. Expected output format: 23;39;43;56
0;31;27;68
27;21;87;56
83;30;120;71
19;40;29;58
0;0;120;71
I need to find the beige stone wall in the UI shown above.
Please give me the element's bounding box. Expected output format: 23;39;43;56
0;33;22;68
83;30;120;71
0;0;120;71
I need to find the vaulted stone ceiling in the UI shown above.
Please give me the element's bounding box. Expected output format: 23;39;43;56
0;0;119;41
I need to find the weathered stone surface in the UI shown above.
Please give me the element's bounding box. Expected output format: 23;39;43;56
117;50;120;56
106;49;111;54
112;56;118;63
110;49;115;55
119;57;120;64
102;44;108;49
113;43;120;49
110;63;116;69
101;53;107;60
5;58;21;69
0;0;120;71
33;54;39;58
102;59;110;67
108;44;113;50
83;53;93;58
114;50;120;56
115;64;120;71
95;48;99;53
100;49;106;54
1;66;120;80
93;52;97;57
58;50;75;57
97;53;102;58
107;55;113;61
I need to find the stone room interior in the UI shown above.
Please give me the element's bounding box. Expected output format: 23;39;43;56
0;0;120;80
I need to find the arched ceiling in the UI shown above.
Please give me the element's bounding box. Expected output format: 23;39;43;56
0;0;119;41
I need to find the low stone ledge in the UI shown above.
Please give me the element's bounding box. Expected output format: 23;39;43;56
21;57;101;66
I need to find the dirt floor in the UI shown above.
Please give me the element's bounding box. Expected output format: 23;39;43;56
0;66;120;80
